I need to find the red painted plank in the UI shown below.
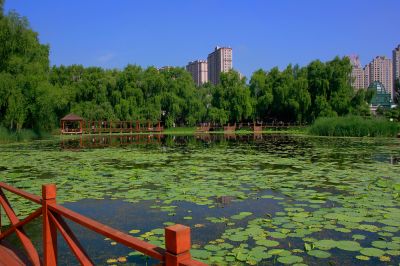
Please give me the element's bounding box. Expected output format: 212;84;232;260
0;207;42;240
0;191;41;266
49;211;94;266
0;243;26;266
42;184;57;266
48;203;165;261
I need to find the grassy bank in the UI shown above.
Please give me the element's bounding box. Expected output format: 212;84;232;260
162;127;196;134
0;126;52;143
163;126;307;135
308;116;400;137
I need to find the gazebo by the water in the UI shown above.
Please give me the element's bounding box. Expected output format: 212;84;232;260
60;114;84;134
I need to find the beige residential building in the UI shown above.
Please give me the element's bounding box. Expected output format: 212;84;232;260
393;45;400;89
349;55;365;90
207;46;232;85
365;56;393;99
364;64;370;89
158;66;174;72
186;60;208;86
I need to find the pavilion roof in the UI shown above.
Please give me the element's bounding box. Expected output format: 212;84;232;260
61;113;84;121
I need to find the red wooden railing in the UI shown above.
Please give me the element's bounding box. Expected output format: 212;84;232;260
0;182;207;266
82;120;164;135
223;123;236;132
195;122;305;133
253;125;263;132
195;123;211;133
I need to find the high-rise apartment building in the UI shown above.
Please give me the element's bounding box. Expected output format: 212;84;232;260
393;45;400;90
207;46;232;85
186;60;208;86
349;55;365;90
363;64;370;89
366;56;393;99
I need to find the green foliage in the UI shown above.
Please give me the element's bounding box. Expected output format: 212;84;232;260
211;70;253;123
394;78;400;104
377;106;400;122
0;6;59;131
0;125;39;143
309;116;400;137
249;59;359;123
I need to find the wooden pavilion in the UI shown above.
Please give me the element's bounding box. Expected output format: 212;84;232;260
60;114;84;134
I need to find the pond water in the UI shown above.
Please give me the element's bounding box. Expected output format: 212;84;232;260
1;134;400;265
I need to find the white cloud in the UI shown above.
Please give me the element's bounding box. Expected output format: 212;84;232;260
97;53;115;63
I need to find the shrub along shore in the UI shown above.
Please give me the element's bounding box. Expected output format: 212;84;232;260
308;116;400;137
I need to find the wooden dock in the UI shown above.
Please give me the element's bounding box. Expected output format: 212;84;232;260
195;122;304;133
60;114;164;135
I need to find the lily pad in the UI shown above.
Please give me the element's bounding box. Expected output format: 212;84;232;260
277;255;303;264
191;249;210;259
355;255;370;261
336;240;362;251
204;245;221;251
256;239;280;247
314;239;337;250
360;248;385;257
307;249;331;259
371;241;400;250
352;234;365;240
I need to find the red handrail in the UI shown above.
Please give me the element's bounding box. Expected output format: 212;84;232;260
0;182;41;204
0;182;207;266
78;120;164;135
47;203;165;261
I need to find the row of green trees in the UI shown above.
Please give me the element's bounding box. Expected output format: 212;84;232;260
0;3;374;132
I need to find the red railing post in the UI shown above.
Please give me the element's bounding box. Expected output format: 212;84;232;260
165;224;191;266
42;184;57;266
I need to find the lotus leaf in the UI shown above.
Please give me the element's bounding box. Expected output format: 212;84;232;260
336;240;362;251
267;249;285;255
355;255;370;261
371;241;400;250
256;239;280;247
277;255;303;264
314;239;337;250
360;248;385;257
191;249;210;259
307;250;331;259
352;234;365;240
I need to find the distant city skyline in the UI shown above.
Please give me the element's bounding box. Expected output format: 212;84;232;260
350;43;399;100
4;0;399;78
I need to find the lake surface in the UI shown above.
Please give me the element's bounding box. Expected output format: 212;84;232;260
1;134;400;265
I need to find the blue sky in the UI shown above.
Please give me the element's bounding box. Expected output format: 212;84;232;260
5;0;400;78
